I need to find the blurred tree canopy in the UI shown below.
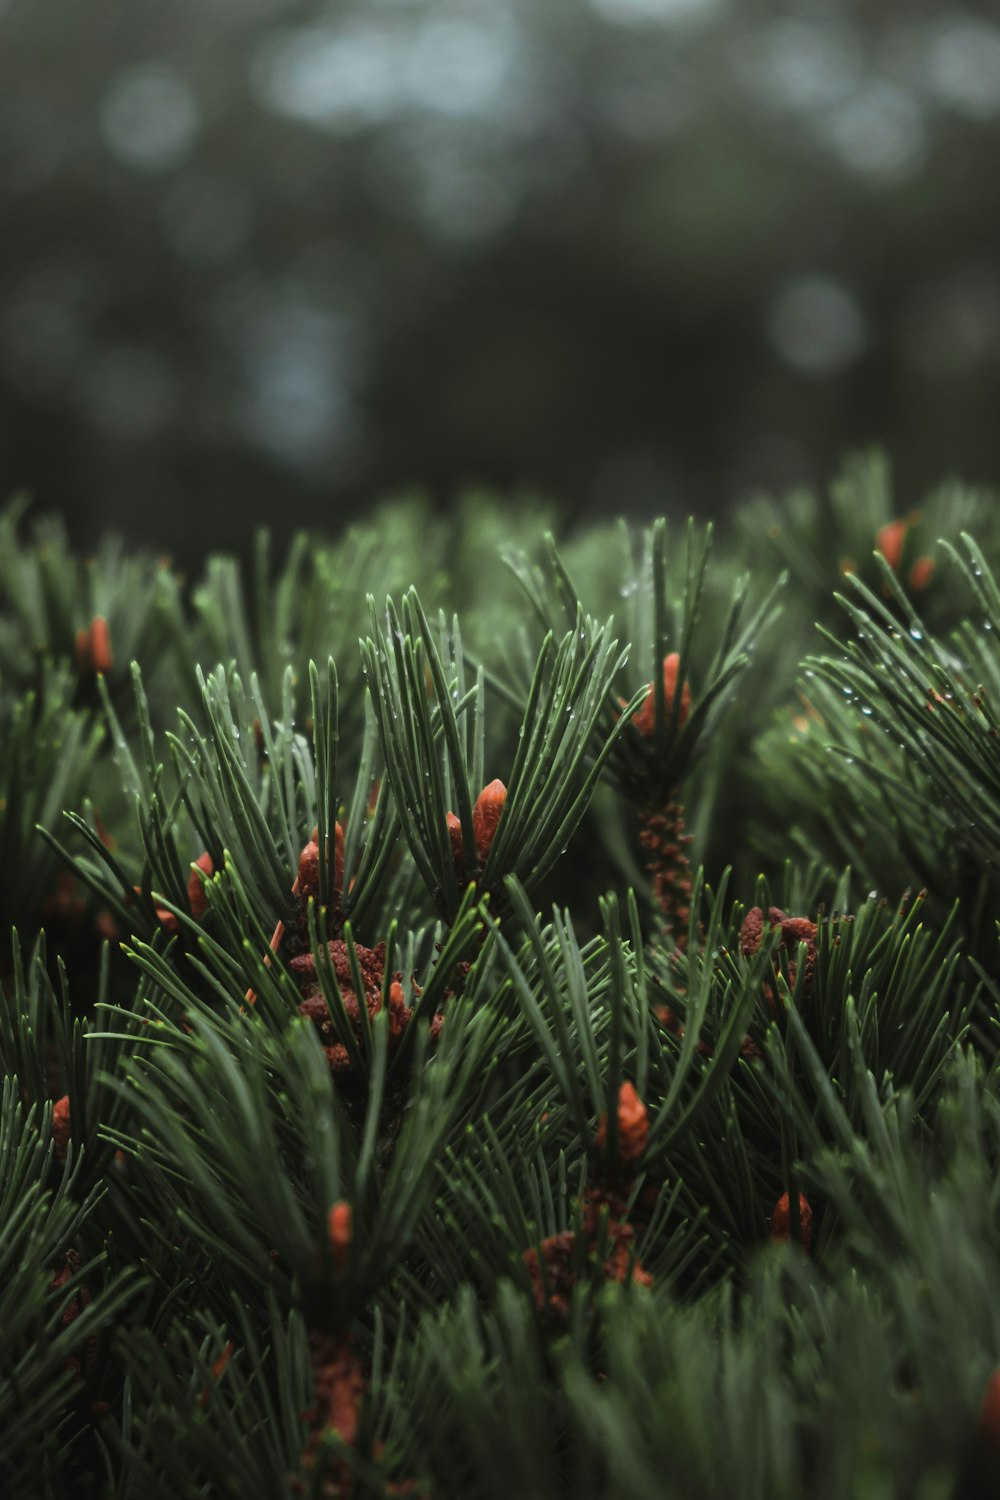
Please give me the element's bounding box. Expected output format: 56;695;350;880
1;0;999;566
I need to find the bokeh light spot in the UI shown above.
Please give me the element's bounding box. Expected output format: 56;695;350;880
768;276;867;376
588;0;721;26
99;64;201;172
818;81;926;180
924;16;1000;120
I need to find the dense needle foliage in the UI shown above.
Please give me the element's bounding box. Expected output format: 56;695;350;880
4;454;1000;1499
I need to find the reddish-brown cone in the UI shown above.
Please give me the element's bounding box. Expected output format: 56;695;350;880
523;1185;653;1321
291;941;439;1077
52;1095;71;1162
594;1081;649;1165
633;652;691;737
740;905;818;1011
771;1191;813;1251
472;779;507;865
50;1249;96;1378
187;852;214;920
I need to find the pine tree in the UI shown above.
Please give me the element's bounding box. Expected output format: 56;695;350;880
4;456;1000;1498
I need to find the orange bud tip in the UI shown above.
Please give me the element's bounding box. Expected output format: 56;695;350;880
52;1095;71;1162
187;853;214;920
633;652;692;736
876;519;908;573
909;555;935;591
297;839;320;900
771;1191;813;1251
445;811;465;881
154;902;180;933
90;616;112;674
327;1200;353;1271
199;1341;234;1409
472;780;507;865
594;1080;649;1164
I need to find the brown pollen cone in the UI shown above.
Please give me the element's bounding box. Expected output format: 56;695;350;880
771;1191;813;1251
523;1185;652;1322
472;779;507;865
50;1249;96;1378
740;905;818;1011
291;941;443;1077
301;1332;367;1475
639;791;694;945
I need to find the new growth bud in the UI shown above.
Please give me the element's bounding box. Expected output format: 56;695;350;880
634;652;691;737
52;1095;71;1163
875;516;934;592
327;1200;353;1272
187;853;214;921
595;1080;650;1165
75;616;113;674
296;823;345;904
446;811;465;885
876;519;907;573
473;779;507;864
444;780;507;889
771;1191;812;1251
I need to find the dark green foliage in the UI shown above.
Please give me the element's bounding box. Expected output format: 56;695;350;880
4;455;1000;1498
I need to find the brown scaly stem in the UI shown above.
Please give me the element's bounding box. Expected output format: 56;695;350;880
638;785;694;947
524;1083;654;1323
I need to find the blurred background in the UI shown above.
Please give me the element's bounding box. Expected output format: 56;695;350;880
2;0;999;571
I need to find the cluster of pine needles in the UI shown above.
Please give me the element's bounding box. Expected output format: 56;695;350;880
4;453;1000;1498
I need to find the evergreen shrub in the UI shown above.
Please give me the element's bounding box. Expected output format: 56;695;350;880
4;454;1000;1498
